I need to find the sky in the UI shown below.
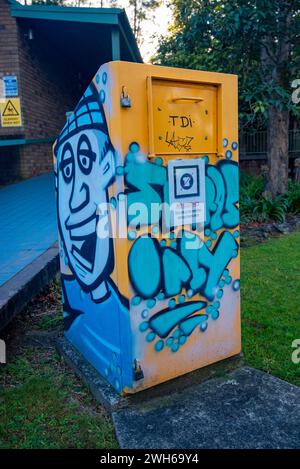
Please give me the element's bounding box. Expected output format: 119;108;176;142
88;1;173;62
133;1;173;62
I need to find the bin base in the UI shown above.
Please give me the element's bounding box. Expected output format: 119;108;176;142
55;336;243;412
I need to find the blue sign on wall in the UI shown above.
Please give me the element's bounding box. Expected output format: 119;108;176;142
3;75;18;97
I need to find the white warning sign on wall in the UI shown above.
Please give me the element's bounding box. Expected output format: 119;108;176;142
168;158;206;227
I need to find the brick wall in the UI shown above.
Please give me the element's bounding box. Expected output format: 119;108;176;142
16;20;80;179
0;0;22;139
19;142;55;179
17;21;79;141
0;0;81;183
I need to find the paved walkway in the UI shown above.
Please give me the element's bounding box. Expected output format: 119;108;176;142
0;174;57;287
112;367;300;449
57;338;300;449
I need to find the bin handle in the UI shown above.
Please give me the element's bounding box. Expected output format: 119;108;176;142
172;97;203;103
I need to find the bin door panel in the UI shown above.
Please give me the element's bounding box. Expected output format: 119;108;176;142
126;70;239;393
151;79;217;156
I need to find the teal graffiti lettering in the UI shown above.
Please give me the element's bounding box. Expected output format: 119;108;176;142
198;231;238;300
125;144;167;226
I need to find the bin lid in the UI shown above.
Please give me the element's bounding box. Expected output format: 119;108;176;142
150;78;217;156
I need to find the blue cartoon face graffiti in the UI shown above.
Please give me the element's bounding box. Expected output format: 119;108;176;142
56;85;115;293
54;82;134;393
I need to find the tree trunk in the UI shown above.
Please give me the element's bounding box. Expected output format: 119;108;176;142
260;3;292;198
266;106;289;197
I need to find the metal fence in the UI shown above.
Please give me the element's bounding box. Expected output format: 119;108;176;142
239;129;300;160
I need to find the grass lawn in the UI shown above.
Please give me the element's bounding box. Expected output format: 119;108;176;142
0;230;299;448
0;283;118;449
241;230;300;386
0;350;118;449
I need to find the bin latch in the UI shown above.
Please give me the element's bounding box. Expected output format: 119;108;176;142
133;359;144;381
172;96;203;103
120;86;131;108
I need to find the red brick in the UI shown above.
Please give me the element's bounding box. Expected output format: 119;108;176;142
0;0;82;183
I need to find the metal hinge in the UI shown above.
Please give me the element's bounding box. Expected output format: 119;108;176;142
133;359;144;381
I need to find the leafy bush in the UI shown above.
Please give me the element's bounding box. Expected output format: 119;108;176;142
239;172;264;201
283;180;300;215
239;172;300;224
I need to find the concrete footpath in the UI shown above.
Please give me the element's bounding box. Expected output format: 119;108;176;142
57;339;300;449
113;367;300;449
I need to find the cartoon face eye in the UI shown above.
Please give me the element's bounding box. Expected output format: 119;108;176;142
77;134;96;175
60;143;74;183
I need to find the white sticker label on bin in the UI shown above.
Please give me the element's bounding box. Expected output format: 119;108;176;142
168;158;206;227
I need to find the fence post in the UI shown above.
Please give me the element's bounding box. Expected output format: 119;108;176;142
0;339;6;364
295;158;300;184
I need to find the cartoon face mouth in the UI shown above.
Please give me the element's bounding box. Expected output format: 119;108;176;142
65;214;98;273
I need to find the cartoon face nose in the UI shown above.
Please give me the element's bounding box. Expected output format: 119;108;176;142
69;182;90;213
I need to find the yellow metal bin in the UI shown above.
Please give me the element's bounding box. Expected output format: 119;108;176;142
53;61;241;395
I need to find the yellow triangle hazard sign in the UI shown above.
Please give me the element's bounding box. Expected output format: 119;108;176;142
0;98;22;127
3;99;19;116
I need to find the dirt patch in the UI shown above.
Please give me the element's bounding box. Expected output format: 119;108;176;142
240;214;300;247
1;277;63;360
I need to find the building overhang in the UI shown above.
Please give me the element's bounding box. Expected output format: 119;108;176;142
9;2;142;76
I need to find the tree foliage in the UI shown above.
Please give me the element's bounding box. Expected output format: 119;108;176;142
128;0;161;45
154;0;300;130
31;0;66;5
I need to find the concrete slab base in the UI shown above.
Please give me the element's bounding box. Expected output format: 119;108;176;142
113;367;300;449
55;336;243;412
56;336;124;411
56;338;300;449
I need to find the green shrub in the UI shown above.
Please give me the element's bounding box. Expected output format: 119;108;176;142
239;172;264;201
283;180;300;215
239;172;300;224
251;195;288;223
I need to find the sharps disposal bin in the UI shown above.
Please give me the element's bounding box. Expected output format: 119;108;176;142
53;62;241;395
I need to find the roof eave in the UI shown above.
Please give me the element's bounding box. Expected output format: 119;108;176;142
9;3;142;63
10;5;118;25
